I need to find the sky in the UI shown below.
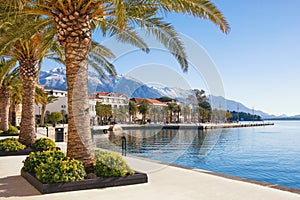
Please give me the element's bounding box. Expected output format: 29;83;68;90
43;0;300;116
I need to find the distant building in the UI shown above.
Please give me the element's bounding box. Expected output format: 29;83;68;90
89;92;129;108
15;104;22;126
89;92;129;125
35;97;68;115
131;98;167;107
131;98;167;123
45;89;67;97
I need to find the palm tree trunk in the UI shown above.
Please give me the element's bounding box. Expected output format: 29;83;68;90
65;47;95;172
10;103;16;126
9;103;13;125
0;88;10;131
40;104;46;125
19;62;37;147
55;11;95;172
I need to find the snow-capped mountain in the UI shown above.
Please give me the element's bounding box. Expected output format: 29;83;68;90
39;67;163;98
39;68;66;90
39;67;288;119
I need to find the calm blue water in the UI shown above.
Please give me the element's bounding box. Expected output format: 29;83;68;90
94;121;300;189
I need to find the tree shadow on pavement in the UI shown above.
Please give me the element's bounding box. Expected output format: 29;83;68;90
0;175;40;197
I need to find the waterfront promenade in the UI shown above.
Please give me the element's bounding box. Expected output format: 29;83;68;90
110;121;274;131
1;143;299;200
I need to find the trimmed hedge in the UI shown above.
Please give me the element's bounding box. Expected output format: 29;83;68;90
36;158;86;184
95;150;134;177
32;138;56;151
0;138;26;152
22;150;86;184
23;150;66;173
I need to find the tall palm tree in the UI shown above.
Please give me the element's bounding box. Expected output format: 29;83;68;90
1;0;229;172
138;100;150;124
167;103;176;123
129;101;138;124
0;59;19;131
0;16;58;146
9;79;22;126
174;104;181;123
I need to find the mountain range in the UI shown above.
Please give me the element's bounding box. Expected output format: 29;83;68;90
39;67;298;119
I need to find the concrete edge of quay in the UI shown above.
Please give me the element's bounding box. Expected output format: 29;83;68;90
101;122;275;131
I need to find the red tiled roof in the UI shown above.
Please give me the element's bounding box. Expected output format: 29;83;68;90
132;98;166;106
97;92;110;96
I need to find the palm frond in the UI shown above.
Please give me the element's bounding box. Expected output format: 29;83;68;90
0;57;17;86
130;16;188;71
93;18;150;53
149;0;230;33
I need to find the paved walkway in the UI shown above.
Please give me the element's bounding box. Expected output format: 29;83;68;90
1;153;300;200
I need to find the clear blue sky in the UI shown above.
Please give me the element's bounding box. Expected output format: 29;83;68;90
43;0;300;116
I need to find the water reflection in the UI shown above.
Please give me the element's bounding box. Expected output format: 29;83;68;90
93;128;225;163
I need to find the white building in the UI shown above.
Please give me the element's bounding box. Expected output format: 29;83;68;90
45;89;67;97
90;92;129;109
89;92;129;125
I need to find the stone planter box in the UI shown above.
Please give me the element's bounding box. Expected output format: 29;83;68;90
0;147;61;157
21;169;148;194
0;134;19;137
0;147;35;156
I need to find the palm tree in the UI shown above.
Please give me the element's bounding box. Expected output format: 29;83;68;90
174;105;181;123
35;87;58;125
182;104;191;123
167;103;176;123
9;78;22;126
0;15;60;146
1;0;229;172
0;59;19;131
138;100;150;124
129;101;138;124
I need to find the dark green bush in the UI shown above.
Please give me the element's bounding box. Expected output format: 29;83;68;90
35;158;86;183
32;138;56;151
95;150;134;177
0;130;3;134
16;126;20;130
0;138;26;152
23;150;66;173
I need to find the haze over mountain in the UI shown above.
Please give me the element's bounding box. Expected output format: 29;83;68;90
39;67;297;119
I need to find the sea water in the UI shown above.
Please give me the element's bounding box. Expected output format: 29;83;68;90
94;121;300;189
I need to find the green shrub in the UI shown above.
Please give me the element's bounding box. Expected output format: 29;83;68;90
0;138;26;152
37;124;51;127
0;130;3;134
36;158;86;184
95;150;134;177
32;138;56;151
23;150;66;173
4;126;19;135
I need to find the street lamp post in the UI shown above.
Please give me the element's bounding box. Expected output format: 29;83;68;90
39;106;41;124
61;104;66;127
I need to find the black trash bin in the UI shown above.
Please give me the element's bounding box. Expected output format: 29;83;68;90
55;128;64;142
